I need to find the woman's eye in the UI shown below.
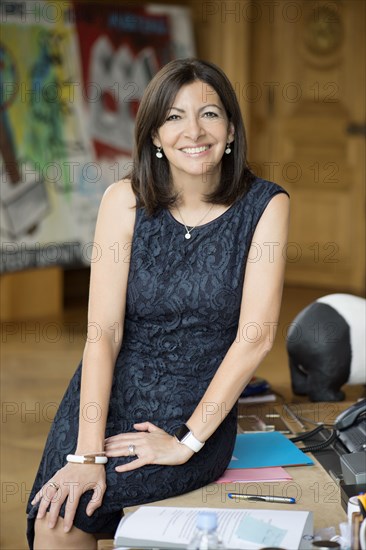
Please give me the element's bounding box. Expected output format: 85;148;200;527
203;111;219;118
166;114;180;121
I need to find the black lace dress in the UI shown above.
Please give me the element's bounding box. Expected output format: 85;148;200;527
26;177;288;547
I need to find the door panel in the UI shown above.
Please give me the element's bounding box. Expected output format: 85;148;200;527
249;0;365;293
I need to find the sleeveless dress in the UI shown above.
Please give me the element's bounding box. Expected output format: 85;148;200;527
26;177;288;547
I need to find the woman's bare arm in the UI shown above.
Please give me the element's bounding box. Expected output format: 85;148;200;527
32;180;137;528
76;179;136;453
186;192;290;442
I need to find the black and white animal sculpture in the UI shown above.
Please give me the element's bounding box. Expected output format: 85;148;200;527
287;294;366;401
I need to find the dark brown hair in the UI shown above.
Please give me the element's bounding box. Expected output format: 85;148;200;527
130;58;255;215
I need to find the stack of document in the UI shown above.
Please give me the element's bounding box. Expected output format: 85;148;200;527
216;432;313;483
114;506;314;549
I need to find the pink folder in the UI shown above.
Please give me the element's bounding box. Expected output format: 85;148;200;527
216;467;292;483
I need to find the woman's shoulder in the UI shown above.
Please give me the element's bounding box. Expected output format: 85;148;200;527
103;178;137;207
247;176;289;200
236;177;289;225
98;179;137;237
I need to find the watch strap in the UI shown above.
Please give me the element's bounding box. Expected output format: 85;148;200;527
174;424;205;453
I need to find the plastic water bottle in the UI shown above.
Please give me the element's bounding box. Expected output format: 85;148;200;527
186;511;226;549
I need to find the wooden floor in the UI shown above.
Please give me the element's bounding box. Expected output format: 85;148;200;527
1;285;365;550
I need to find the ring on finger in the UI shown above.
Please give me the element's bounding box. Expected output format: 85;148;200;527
48;481;60;490
128;444;136;457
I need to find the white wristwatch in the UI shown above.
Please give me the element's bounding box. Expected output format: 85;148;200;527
174;424;205;453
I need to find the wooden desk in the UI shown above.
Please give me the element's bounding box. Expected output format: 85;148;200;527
98;402;349;550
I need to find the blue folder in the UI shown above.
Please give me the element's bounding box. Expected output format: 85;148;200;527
228;432;314;469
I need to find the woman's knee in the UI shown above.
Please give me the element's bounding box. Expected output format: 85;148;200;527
34;514;97;550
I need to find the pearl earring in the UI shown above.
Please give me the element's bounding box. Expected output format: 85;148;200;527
156;146;163;159
225;143;232;155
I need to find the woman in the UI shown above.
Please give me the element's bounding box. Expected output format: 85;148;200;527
27;58;290;549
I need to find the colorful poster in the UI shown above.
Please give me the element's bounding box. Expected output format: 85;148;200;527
0;1;195;272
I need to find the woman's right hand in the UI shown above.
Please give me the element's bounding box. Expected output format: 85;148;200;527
31;462;106;532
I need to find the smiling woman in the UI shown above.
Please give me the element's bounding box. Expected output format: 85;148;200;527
26;58;289;550
130;58;254;215
152;81;234;195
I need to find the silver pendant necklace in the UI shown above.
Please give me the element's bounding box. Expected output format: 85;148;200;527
176;204;215;240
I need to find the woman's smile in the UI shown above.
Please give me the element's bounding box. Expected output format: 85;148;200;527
179;144;212;157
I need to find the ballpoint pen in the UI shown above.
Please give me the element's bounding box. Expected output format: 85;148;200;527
228;493;296;504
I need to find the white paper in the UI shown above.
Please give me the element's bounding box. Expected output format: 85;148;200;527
115;506;313;549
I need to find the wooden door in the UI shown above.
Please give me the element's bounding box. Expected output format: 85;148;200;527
249;0;365;293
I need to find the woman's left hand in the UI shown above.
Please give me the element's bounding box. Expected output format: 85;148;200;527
104;422;194;472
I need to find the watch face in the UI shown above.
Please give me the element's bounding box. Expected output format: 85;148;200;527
174;424;190;441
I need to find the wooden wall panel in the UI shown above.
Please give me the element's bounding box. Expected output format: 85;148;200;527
249;0;365;293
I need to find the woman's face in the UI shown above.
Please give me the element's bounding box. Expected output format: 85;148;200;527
153;80;234;184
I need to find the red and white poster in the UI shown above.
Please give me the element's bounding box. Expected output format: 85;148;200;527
0;1;195;272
